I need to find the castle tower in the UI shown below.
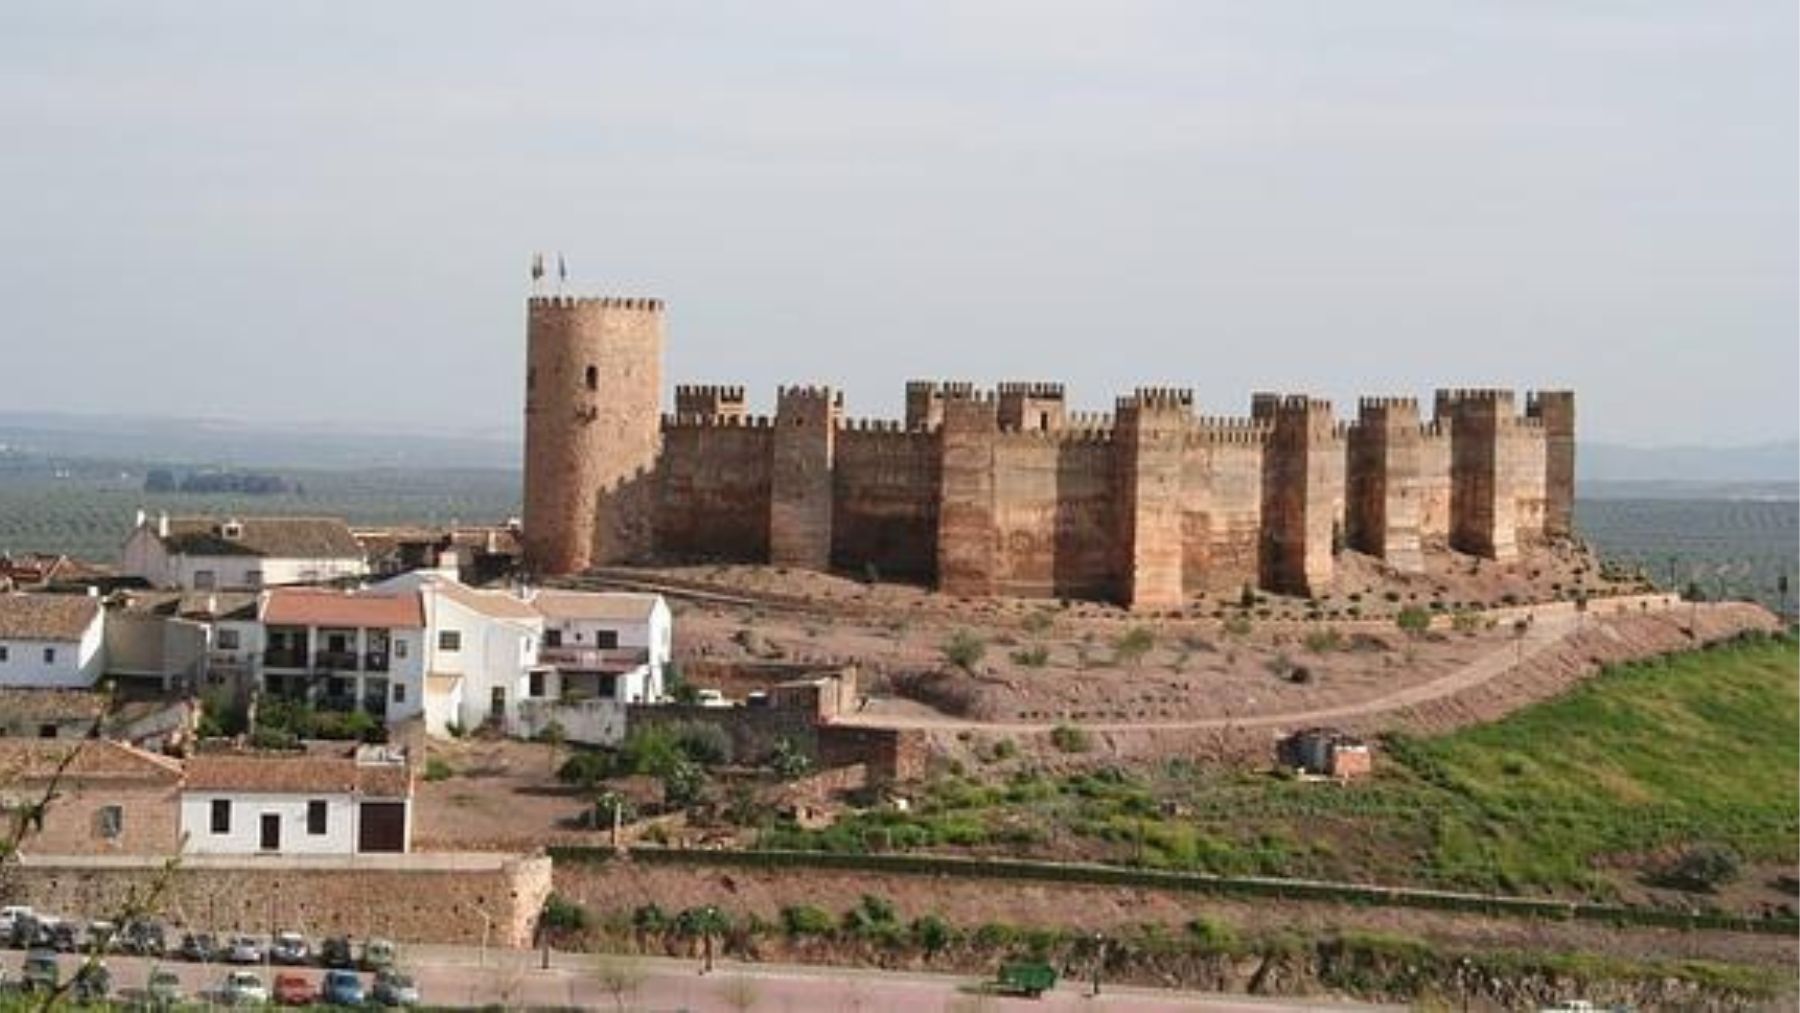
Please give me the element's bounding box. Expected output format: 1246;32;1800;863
674;384;746;422
1346;397;1425;574
1261;396;1338;596
1527;390;1576;539
904;380;974;430
522;295;664;575
770;385;842;569
935;391;999;596
1436;389;1519;562
1116;388;1192;611
997;382;1067;432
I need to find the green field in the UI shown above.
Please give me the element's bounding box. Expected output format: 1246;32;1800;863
764;634;1800;902
1577;498;1798;615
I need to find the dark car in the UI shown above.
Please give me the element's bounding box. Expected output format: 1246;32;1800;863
319;936;355;969
321;969;365;1006
41;921;78;953
123;919;169;957
179;931;218;962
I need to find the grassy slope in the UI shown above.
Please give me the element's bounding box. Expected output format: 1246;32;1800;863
770;634;1799;900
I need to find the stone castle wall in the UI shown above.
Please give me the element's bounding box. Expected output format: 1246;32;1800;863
522;296;1576;607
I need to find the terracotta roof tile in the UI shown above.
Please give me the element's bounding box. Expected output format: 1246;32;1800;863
184;753;411;797
0;739;183;783
0;593;101;642
160;517;362;559
532;590;662;623
263;588;424;629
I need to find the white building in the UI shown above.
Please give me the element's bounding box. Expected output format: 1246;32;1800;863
0;593;106;688
121;513;367;591
519;590;672;747
179;746;413;855
366;572;545;737
259;588;427;725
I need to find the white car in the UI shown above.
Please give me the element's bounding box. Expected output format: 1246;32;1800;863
0;906;34;939
695;689;732;708
219;970;269;1006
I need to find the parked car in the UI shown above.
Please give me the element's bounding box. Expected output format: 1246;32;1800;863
179;931;218;962
359;937;396;972
83;919;120;953
319;935;355;969
226;934;265;964
145;966;186;1006
372;968;421;1007
270;930;311;965
71;961;112;1003
20;948;59;992
123;919;169;957
274;971;317;1006
321;968;365;1006
37;919;78;953
0;906;34;944
218;969;270;1006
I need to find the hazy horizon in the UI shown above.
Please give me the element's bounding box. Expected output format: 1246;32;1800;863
3;2;1794;446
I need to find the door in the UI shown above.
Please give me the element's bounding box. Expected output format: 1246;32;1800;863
259;813;281;852
358;802;406;853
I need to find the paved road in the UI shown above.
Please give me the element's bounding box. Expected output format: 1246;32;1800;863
835;613;1581;733
6;946;1394;1011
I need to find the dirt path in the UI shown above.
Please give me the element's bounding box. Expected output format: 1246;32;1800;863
836;612;1581;734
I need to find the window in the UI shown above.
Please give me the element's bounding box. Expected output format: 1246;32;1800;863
584;365;598;391
0;646;8;662
217;629;240;651
544;629;562;648
210;799;231;834
307;800;327;836
246;570;263;588
394;639;408;659
42;647;55;665
193;570;216;590
98;805;123;840
529;671;546;698
438;631;461;652
595;630;619;650
38;724;56;739
490;686;506;719
392;683;406;704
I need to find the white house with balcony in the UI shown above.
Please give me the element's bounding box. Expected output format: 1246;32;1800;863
258;588;427;725
518;590;671;746
0;593;106;688
121;513;367;591
179;745;413;855
366;571;545;737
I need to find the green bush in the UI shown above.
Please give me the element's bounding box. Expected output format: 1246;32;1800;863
557;750;612;787
541;894;590;932
1661;843;1743;893
779;904;834;936
423;758;454;782
1303;628;1342;653
1010;645;1051;668
942;630;987;671
1113;626;1156;667
1395;607;1432;636
1050;724;1091;754
911;914;952;956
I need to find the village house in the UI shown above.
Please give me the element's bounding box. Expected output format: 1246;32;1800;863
259;588;427;725
367;571;545;737
0;593;106;689
514;590;672;746
1281;727;1374;781
179;745;414;855
0;739;184;856
120;513;367;591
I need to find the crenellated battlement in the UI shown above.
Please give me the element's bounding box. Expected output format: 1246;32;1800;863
996;381;1066;398
675;384;746;400
905;380;976;396
841;417;908;433
776;384;843;405
1358;395;1420;413
1280;395;1333;413
1192;416;1272;446
1067;411;1115;430
529;295;664;312
1123;386;1195;410
662;412;774;431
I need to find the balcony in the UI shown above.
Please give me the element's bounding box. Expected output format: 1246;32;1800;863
538;646;649;673
263;648;308;669
313;650;360;671
364;652;390;673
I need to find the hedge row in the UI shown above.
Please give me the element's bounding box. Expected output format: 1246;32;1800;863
546;845;1798;937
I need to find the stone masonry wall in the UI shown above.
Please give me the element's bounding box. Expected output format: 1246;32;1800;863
9;854;552;948
655;419;774;561
831;426;939;582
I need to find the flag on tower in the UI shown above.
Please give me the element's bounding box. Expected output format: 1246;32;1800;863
557;253;567;283
530;252;545;282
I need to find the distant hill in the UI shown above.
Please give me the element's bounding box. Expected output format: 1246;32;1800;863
1579;440;1798;484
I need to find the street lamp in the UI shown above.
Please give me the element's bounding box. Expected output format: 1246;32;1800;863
1090;932;1105;997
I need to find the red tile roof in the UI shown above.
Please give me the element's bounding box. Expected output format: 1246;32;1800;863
0;593;102;642
262;588;424;629
184;753;411;798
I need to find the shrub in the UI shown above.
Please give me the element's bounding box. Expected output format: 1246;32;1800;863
557;750;612;787
911;914;953;956
445;720;466;739
1303;628;1342;653
769;736;812;780
779;904;834;936
942;630;987;671
670;721;733;766
1010;645;1050;668
1021;610;1054;635
541;894;590;932
1395;607;1432;636
1450;610;1482;634
842;894;898;935
423;758;454;782
1661;843;1743;893
989;738;1018;761
1222;615;1253;638
1050;724;1091;754
1113;626;1156;668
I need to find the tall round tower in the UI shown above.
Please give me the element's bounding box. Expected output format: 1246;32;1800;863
523;295;665;575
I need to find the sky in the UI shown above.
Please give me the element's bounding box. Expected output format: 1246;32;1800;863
1;2;1794;447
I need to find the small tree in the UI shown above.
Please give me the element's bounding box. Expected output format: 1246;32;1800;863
1662;843;1742;892
1050;723;1091;754
540;719;567;776
594;954;646;1013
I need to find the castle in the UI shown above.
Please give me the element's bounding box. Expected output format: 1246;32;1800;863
522;295;1575;610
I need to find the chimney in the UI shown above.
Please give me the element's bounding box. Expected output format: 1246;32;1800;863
134;508;147;529
156;512;170;538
